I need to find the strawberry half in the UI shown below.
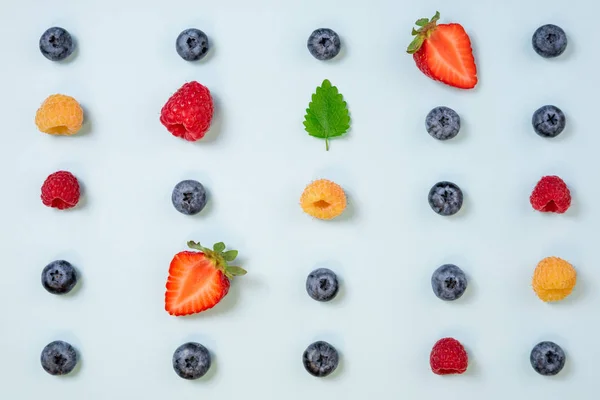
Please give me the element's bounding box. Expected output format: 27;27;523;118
165;241;247;316
406;11;478;89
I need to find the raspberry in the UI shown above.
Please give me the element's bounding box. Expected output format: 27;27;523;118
160;81;214;142
429;338;468;375
300;179;347;220
530;175;571;213
35;94;83;135
41;171;80;210
532;256;576;302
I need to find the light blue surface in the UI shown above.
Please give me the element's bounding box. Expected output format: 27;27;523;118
0;0;597;398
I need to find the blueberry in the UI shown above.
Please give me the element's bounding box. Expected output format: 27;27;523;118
303;341;339;377
41;260;77;295
431;264;467;301
306;268;339;302
172;180;207;215
532;105;566;138
532;24;567;58
530;341;566;376
39;27;75;61
40;340;78;376
172;342;211;380
428;181;463;216
426;106;461;140
176;29;209;61
307;28;341;61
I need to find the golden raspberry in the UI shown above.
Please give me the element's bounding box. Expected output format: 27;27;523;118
532;257;576;302
300;179;346;220
35;94;83;135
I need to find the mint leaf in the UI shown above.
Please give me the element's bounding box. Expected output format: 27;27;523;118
223;250;238;261
303;79;350;151
213;242;226;252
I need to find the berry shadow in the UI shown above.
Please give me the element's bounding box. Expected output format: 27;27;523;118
55;39;79;65
327;352;344;381
549;268;586;307
74;178;88;210
326;35;347;65
65;351;83;378
444;269;476;305
446;113;469;145
330;190;357;223
460;343;480;378
193;93;223;145
59;267;83;298
188;41;215;65
467;33;482;94
190;351;217;383
76;104;92;136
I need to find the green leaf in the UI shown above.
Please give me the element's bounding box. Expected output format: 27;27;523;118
415;18;429;27
227;266;247;276
406;11;441;54
213;242;226;253
406;35;425;54
223;250;238;261
187;241;204;251
303;79;351;151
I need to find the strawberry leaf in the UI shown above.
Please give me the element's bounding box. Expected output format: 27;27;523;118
213;242;226;252
223;250;238;261
406;11;441;54
303;79;350;151
407;35;425;54
187;241;204;251
227;266;247;276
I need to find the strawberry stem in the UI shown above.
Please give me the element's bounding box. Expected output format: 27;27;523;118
406;11;440;54
186;240;247;279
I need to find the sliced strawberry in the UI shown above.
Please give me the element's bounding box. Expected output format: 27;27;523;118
165;241;246;316
407;12;478;89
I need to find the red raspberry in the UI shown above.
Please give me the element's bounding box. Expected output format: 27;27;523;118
160;81;214;142
530;175;571;213
41;171;80;210
430;337;468;375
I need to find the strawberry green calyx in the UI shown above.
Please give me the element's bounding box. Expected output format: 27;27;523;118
406;11;441;54
187;241;247;279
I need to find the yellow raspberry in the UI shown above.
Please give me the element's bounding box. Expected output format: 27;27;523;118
532;257;576;302
35;94;83;135
300;179;346;220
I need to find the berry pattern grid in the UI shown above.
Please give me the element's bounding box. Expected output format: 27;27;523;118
1;1;598;399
